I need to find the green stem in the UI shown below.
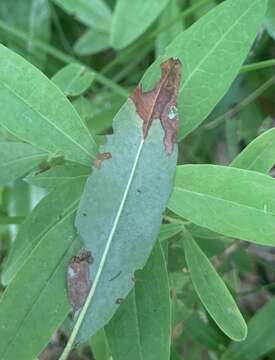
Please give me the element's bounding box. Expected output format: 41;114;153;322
0;216;24;225
204;74;275;130
240;59;275;73
0;20;129;98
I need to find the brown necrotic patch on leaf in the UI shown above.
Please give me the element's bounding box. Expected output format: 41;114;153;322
93;152;112;169
131;58;182;154
67;250;93;312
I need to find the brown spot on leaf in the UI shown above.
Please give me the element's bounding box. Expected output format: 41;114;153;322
67;250;93;312
93;152;112;169
116;298;124;304
131;58;182;154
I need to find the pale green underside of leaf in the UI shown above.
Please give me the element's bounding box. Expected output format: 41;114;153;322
75;99;177;342
169;165;275;245
141;0;267;139
74;28;110;56
0;212;80;360
2;178;85;285
0;142;46;185
111;0;169;49
106;241;171;360
183;231;247;341
52;63;95;97
223;299;275;360
25;162;90;189
230;128;275;174
0;45;97;165
52;0;112;32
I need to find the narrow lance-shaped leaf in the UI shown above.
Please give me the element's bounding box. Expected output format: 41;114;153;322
62;58;181;350
105;241;171;360
183;231;247;341
0;142;46;185
222;299;275;360
230;128;275;174
0;45;97;165
169;165;275;246
142;0;267;139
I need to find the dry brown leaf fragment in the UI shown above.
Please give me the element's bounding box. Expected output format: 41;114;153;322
131;58;182;154
67;250;93;312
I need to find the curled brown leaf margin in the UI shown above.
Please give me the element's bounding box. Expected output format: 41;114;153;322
131;58;182;154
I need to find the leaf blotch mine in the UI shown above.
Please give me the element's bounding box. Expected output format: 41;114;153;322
67;250;93;312
131;58;182;154
94;152;112;169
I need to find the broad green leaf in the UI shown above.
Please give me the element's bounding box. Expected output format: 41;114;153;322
0;45;97;165
183;231;247;341
230;128;275;173
222;299;275;360
111;0;169;49
0;214;80;360
69;59;180;344
25;162;90;189
2;178;85;285
0;0;51;69
74;29;110;56
52;63;95;97
155;0;183;57
0;142;46;185
53;0;112;32
264;0;275;39
106;241;171;360
169;165;275;245
143;0;267;139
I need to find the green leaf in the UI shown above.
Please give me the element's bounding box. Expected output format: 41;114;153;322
155;0;183;57
264;0;275;40
143;0;267;139
222;299;275;360
230;128;275;174
158;223;184;242
53;0;112;32
91;329;110;360
0;142;46;185
0;45;97;165
67;59;180;345
183;231;247;341
0;214;80;360
25;162;90;189
52;63;95;97
111;0;169;49
0;0;51;69
2;178;85;285
74;29;110;56
169;164;275;245
185;313;226;351
106;241;171;360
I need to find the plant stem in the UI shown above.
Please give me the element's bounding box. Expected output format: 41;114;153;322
204;74;275;130
0;20;129;98
240;59;275;73
0;216;24;225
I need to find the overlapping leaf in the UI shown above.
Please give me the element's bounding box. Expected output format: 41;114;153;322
169;165;275;245
0;45;97;165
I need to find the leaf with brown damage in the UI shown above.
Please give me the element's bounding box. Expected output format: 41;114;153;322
131;58;181;154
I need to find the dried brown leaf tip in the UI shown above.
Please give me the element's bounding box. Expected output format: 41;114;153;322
67;250;93;312
131;58;182;154
94;152;112;169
